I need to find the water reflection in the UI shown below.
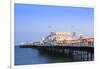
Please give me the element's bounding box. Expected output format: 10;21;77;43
15;46;94;65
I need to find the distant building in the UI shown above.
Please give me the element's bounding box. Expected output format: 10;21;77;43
42;32;94;46
43;32;76;46
33;42;41;45
82;38;94;46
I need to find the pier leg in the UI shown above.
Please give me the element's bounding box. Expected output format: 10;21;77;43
86;51;89;61
62;48;65;54
69;48;74;61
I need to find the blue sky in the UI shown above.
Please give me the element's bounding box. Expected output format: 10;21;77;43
15;4;94;45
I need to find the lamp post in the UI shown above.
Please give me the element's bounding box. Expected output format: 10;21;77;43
79;33;83;46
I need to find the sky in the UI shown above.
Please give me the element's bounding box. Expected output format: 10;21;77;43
14;3;94;45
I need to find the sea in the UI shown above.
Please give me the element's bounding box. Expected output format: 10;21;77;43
15;46;93;65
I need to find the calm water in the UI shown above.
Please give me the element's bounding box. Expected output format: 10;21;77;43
15;46;93;65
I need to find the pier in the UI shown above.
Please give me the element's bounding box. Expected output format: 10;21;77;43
19;32;94;61
20;45;94;61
